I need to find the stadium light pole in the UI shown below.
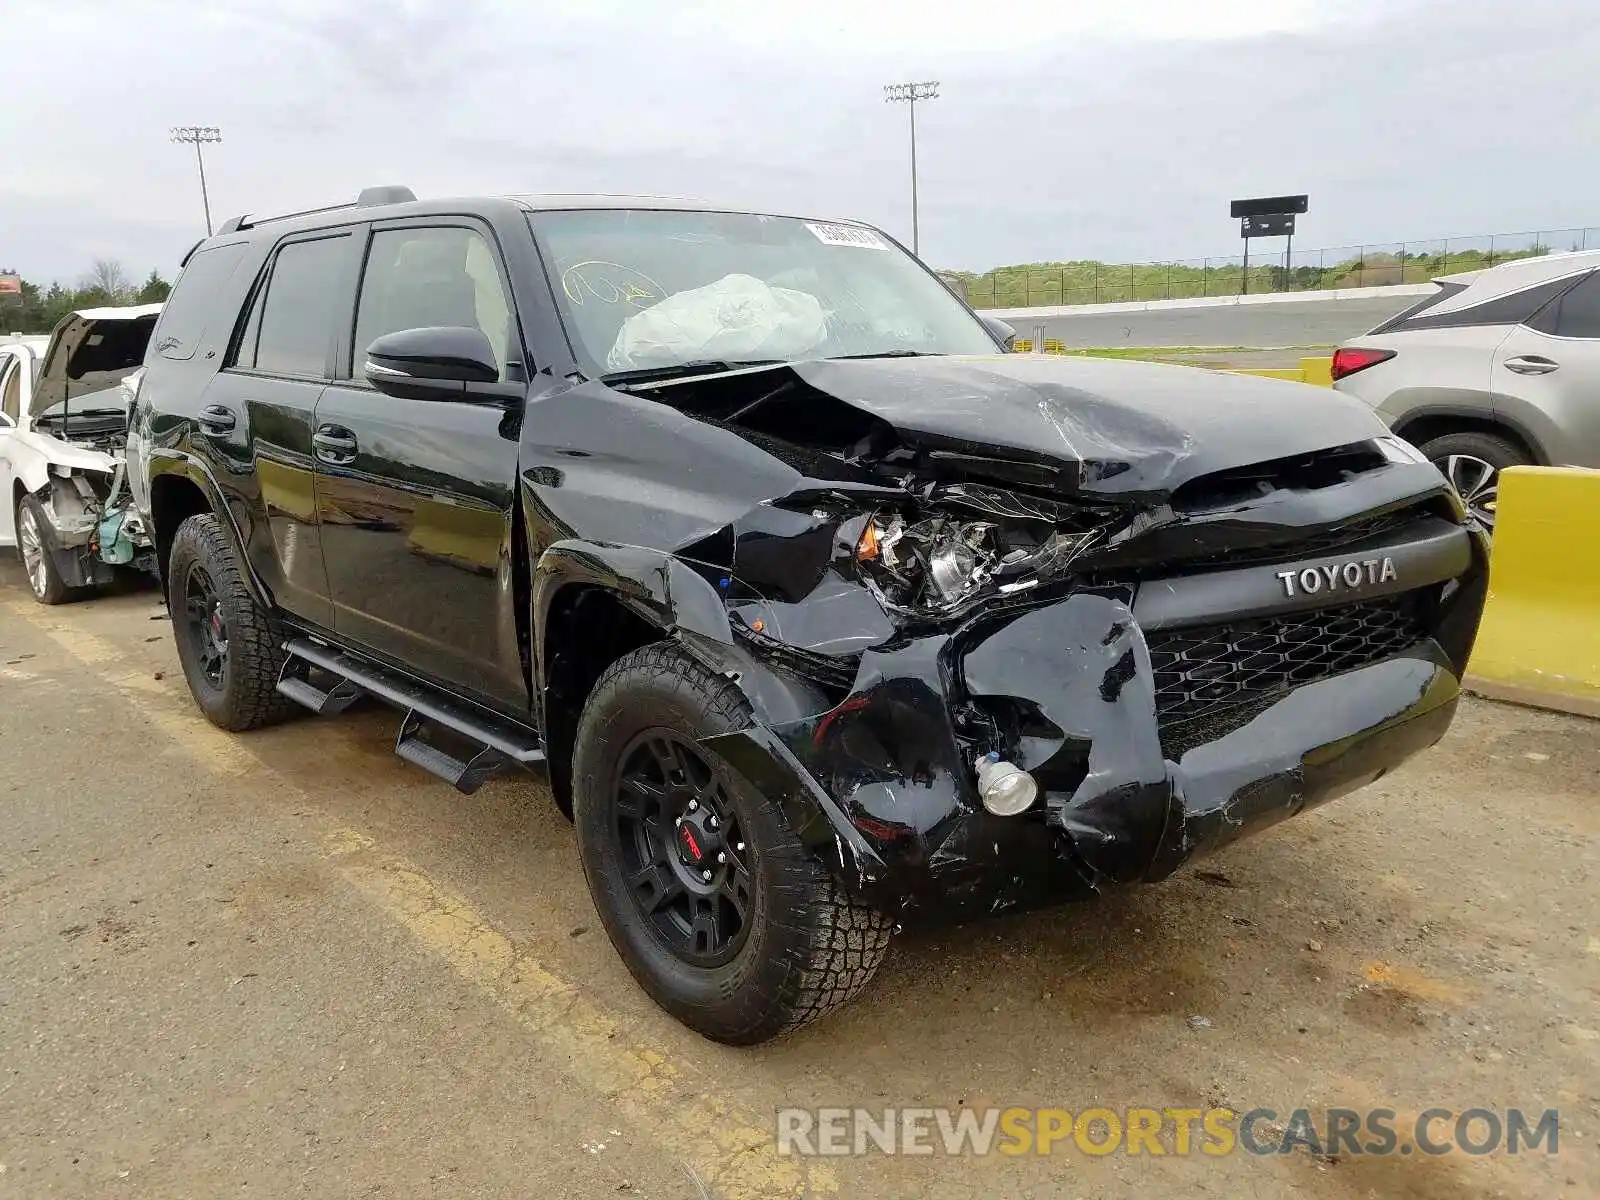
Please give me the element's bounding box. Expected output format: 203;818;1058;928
171;126;223;236
883;81;939;257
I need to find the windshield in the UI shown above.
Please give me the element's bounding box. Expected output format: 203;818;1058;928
527;209;998;376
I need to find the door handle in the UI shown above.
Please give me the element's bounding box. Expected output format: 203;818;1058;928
313;425;358;465
197;404;237;435
1504;355;1559;375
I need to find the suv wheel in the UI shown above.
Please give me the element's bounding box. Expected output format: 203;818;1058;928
167;513;297;731
1416;431;1527;532
572;644;893;1045
15;494;82;605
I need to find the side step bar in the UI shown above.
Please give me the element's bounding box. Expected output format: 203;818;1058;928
276;638;544;795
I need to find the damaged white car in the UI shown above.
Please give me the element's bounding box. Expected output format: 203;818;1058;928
0;304;161;603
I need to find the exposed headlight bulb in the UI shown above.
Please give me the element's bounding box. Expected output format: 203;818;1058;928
928;541;979;601
975;751;1038;816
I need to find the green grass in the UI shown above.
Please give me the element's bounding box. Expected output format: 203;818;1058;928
949;247;1553;309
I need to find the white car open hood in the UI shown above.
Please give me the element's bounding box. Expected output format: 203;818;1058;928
30;302;162;417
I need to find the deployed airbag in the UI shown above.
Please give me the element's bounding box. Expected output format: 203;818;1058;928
607;273;827;370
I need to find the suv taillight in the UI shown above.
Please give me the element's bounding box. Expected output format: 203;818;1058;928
1331;347;1396;381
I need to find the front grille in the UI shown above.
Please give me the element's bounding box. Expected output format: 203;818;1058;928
1146;594;1429;741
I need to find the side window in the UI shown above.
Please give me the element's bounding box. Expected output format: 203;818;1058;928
249;235;351;378
229;274;268;371
1;356;21;421
1528;271;1600;339
352;226;516;380
152;243;248;361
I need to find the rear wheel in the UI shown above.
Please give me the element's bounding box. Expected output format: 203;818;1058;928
572;643;893;1044
167;513;296;731
1415;430;1528;532
15;494;83;606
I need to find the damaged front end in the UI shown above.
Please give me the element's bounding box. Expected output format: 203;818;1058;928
12;304;162;595
24;462;155;589
533;354;1487;924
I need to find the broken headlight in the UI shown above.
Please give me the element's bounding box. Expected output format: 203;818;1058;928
852;484;1111;615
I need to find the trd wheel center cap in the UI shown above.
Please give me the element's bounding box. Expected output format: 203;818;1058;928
675;807;722;869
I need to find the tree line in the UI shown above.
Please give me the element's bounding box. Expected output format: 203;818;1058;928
0;260;172;335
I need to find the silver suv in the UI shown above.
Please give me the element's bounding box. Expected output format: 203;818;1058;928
1333;248;1600;530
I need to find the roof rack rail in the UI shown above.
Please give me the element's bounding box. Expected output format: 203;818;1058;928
210;186;417;237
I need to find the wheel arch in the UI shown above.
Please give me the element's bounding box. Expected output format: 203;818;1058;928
145;454;270;604
1390;405;1549;465
529;541;836;820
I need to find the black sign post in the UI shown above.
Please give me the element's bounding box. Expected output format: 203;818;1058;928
1231;195;1308;294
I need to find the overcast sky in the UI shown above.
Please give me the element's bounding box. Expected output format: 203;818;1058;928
5;0;1598;284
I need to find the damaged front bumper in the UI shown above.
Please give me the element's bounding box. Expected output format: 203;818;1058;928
706;523;1488;924
29;465;155;588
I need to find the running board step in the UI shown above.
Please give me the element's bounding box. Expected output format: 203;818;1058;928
278;638;545;794
395;712;510;795
276;671;365;716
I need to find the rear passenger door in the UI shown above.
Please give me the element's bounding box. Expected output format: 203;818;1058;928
202;230;360;626
312;219;529;712
1493;270;1600;466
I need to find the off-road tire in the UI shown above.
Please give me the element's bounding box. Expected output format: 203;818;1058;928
15;494;84;606
572;643;893;1044
167;513;297;732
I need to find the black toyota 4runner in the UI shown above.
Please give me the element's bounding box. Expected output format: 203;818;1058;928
128;188;1489;1044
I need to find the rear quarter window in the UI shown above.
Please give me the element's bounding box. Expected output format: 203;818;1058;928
1387;273;1586;334
150;242;249;361
1527;270;1600;338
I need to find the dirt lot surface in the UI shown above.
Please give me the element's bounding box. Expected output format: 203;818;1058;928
2;558;1596;1199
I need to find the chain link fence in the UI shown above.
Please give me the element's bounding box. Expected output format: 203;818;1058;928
952;227;1600;310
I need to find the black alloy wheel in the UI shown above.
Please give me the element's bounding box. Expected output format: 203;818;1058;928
182;563;229;689
612;730;755;966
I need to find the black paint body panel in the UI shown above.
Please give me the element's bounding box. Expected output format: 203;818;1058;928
128;193;1490;922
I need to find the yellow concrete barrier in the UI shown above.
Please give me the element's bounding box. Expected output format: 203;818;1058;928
1233;367;1305;382
1230;357;1335;386
1466;466;1600;719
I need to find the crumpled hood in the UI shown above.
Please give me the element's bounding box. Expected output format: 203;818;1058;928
787;354;1392;496
31;303;162;416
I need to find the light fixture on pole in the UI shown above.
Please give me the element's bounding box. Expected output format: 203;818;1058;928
883;81;939;257
171;126;223;236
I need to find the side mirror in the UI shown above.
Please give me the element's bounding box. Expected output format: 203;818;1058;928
363;326;501;399
980;315;1017;352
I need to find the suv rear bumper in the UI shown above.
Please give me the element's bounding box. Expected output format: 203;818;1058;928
705;524;1488;924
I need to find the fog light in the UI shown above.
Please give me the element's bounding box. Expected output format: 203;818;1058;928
976;752;1038;816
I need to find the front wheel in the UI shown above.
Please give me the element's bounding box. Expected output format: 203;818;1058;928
572;643;893;1044
167;513;296;731
15;495;83;605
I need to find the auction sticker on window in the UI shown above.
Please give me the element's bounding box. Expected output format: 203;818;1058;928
805;222;890;250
